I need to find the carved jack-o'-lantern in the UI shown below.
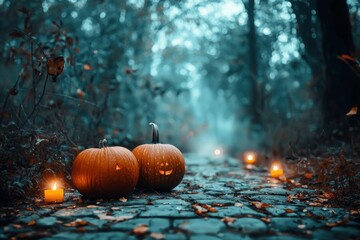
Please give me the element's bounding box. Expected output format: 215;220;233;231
71;139;139;198
133;123;186;191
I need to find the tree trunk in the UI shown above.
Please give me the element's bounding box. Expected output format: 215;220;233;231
290;0;324;96
316;0;359;127
247;0;261;125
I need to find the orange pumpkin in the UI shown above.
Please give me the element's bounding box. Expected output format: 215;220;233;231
71;139;139;198
133;123;185;191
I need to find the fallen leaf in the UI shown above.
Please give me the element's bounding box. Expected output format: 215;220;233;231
285;209;294;213
251;201;271;209
221;217;237;225
76;88;86;98
298;224;306;229
320;192;334;200
119;197;127;203
83;64;92;70
261;217;271;223
13;224;22;229
192;204;208;215
27;220;36;226
150;232;164;239
346;106;358;116
304;172;313;179
25;207;33;211
132;224;148;236
326;218;349;227
350;209;360;215
97;214;133;222
234;202;243;207
64;219;88;227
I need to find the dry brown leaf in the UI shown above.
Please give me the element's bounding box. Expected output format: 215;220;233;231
12;224;22;229
97;214;132;222
27;220;36;226
83;64;92;70
119;197;127;203
64;219;88;227
150;232;164;239
326;218;349;227
132;224;148;236
304;172;313;179
201;204;218;213
221;217;237;225
320;192;334;200
261;217;271;223
192;204;208;215
346;106;358;116
285;209;294;213
251;201;271;209
350;209;360;215
25;207;33;211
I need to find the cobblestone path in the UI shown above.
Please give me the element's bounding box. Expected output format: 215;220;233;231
1;154;359;239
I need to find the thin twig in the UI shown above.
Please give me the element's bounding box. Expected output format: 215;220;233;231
0;73;21;126
20;74;49;128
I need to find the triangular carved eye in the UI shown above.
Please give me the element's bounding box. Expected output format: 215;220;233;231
116;164;121;171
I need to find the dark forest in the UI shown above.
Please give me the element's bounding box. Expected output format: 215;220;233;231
0;0;359;239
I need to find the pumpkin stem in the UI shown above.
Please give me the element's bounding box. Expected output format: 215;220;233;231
149;122;160;144
99;139;107;148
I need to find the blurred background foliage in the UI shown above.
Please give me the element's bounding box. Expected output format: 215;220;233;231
0;0;359;155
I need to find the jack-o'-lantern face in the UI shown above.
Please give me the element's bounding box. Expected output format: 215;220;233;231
158;162;173;175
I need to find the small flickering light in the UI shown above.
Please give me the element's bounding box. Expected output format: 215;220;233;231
214;148;222;156
44;182;64;203
270;162;284;178
244;151;256;165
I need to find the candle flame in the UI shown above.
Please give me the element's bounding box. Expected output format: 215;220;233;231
214;148;222;156
52;182;57;190
247;154;253;160
273;165;278;171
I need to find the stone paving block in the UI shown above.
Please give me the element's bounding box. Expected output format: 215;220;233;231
152;199;189;206
248;194;289;205
256;235;309;240
229;217;268;234
312;226;360;240
219;232;252;240
190;234;223;240
111;218;170;232
265;205;299;217
208;205;266;218
16;214;40;224
305;207;349;223
42;231;129;240
164;233;187;240
269;217;324;232
139;205;197;218
36;216;58;227
174;218;226;235
81;217;108;228
179;193;215;201
259;187;291;196
53;207;105;218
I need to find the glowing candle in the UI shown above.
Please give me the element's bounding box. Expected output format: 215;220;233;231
270;163;284;178
214;148;222;156
44;182;64;203
244;152;256;165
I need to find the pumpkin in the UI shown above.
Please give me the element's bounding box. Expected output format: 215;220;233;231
71;139;139;198
133;122;185;191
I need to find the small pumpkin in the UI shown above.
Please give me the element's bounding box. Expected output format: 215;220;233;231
71;139;139;198
133;122;185;191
